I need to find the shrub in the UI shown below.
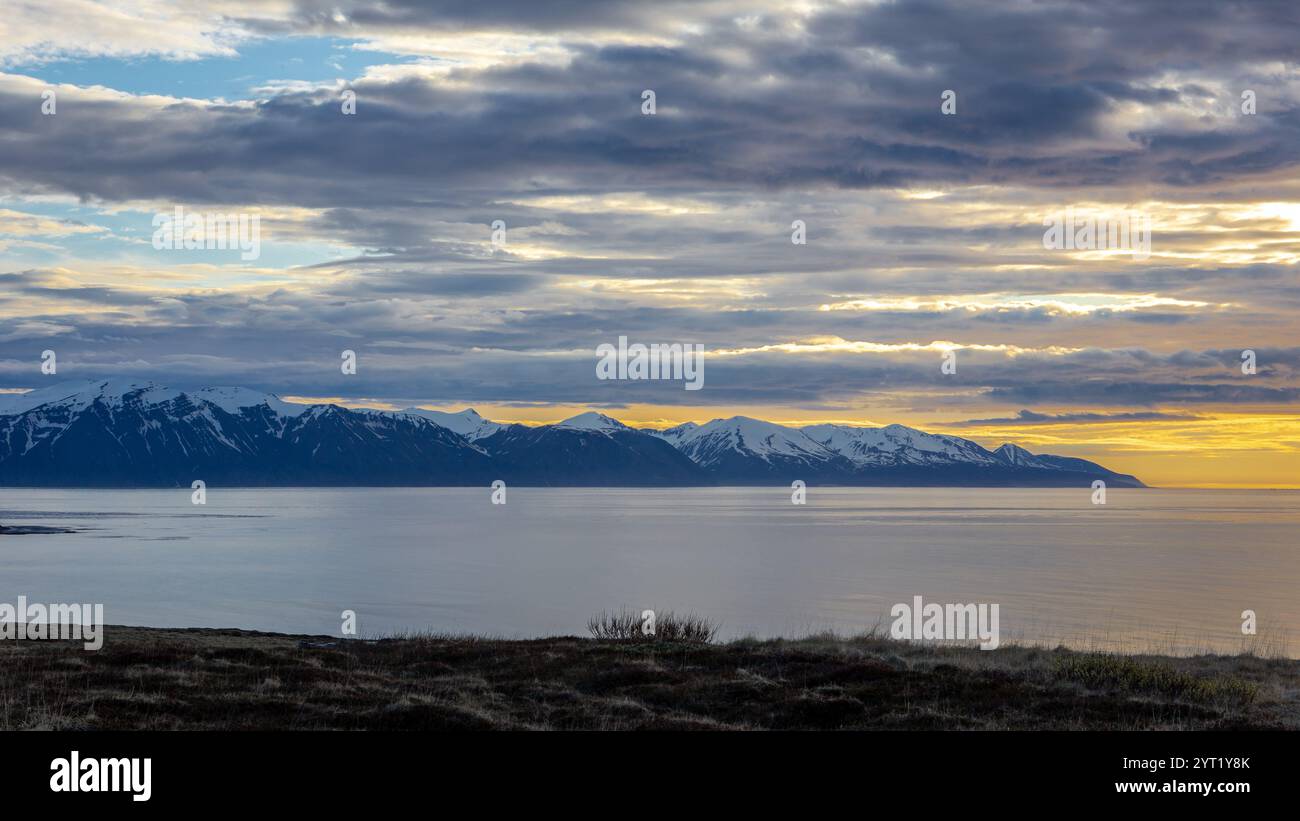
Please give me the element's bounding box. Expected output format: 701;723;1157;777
586;609;718;644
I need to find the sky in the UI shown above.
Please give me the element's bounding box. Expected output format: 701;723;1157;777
0;0;1298;488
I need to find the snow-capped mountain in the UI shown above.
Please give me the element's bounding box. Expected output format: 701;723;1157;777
0;381;494;486
554;411;632;432
400;407;503;441
802;422;1002;467
0;381;1144;487
992;443;1050;468
651;415;1143;486
654;416;852;480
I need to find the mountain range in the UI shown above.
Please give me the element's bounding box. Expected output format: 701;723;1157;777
0;380;1145;488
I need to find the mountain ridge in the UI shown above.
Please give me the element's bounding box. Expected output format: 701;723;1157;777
0;381;1145;488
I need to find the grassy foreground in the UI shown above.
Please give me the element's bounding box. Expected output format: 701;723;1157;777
2;626;1297;730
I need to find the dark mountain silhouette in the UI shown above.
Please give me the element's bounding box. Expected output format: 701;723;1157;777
0;381;1145;488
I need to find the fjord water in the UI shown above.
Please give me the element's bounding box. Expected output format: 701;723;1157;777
1;487;1296;657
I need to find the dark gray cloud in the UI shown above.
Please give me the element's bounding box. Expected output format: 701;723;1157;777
950;409;1203;425
1;0;1298;416
340;272;547;298
247;0;751;35
4;283;1296;409
984;382;1300;407
3;0;1299;206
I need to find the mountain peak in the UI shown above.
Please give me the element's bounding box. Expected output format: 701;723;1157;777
994;443;1040;466
0;380;310;419
400;407;503;440
883;422;922;434
660;421;698;434
190;386;308;417
0;379;174;415
556;411;630;431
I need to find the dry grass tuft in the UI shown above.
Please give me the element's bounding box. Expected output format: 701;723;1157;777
586;609;718;644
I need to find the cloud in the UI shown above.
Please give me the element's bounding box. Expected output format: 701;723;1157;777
983;382;1300;406
949;409;1204;425
3;1;1300;207
0;1;249;65
0;0;1298;426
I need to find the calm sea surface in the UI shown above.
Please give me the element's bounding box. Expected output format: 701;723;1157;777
1;487;1296;656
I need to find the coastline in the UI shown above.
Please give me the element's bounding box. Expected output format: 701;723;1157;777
3;626;1295;730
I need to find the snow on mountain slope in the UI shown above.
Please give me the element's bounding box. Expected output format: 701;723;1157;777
0;380;176;416
0;381;495;486
660;416;1001;471
653;416;843;470
554;411;631;432
651;416;1141;485
802;422;1001;467
401;407;504;440
657;421;698;439
991;443;1052;468
0;381;306;418
190;387;309;418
